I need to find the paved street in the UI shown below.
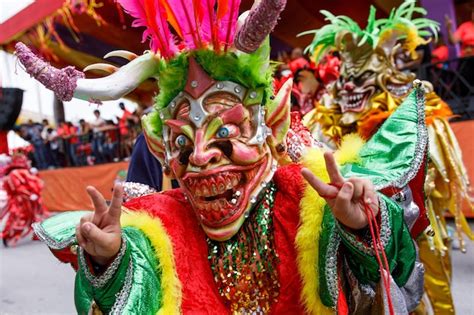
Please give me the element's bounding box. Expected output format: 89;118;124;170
1;226;473;314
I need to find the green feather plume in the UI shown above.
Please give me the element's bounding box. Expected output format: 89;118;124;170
300;0;440;61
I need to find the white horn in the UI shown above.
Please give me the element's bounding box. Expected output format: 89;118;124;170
15;42;159;103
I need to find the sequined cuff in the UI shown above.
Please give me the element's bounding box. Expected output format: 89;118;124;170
123;182;157;201
335;195;391;256
109;260;134;314
78;236;127;289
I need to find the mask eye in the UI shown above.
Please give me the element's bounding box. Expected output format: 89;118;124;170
175;134;189;148
216;124;240;139
216;126;230;138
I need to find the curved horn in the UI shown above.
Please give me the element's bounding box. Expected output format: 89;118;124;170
15;42;160;103
104;50;138;61
234;0;287;53
83;63;118;74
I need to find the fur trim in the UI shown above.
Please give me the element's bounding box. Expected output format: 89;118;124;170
334;133;365;164
121;210;182;314
296;133;364;314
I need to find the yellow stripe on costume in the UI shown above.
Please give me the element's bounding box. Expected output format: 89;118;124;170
121;210;182;314
296;134;364;314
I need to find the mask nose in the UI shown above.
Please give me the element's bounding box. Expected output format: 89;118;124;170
188;130;222;167
343;80;355;91
189;146;222;166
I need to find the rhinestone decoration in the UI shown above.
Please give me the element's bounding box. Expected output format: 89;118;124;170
123;182;157;201
79;236;127;289
207;184;279;314
249;91;257;99
191;80;198;88
193;114;201;121
325;231;341;304
109;261;133;314
32;222;76;250
216;82;224;89
234;86;242;93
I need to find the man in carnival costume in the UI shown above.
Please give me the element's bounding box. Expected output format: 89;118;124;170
17;0;430;313
302;1;473;313
0;153;48;246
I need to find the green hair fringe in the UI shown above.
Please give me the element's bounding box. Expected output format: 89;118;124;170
147;40;274;136
155;44;274;109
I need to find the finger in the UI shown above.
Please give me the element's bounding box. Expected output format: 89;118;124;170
108;183;124;221
324;152;345;185
301;168;339;199
348;178;364;201
361;180;377;204
75;224;87;248
334;182;354;215
362;181;378;214
86;186;108;222
81;222;107;244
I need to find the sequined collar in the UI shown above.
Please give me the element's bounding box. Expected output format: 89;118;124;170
207;183;279;314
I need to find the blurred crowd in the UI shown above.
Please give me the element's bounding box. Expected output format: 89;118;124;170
14;103;141;170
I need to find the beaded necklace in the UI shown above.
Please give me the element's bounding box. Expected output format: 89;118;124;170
207;183;279;314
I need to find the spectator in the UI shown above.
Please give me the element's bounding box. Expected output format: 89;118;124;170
77;119;92;166
40;119;53;167
432;37;449;66
103;120;119;162
26;120;48;169
67;122;80;166
40;119;51;142
446;9;474;57
89;109;106;164
45;127;60;167
118;102;133;158
57;121;79;167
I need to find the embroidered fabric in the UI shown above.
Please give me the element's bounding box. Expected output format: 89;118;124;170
335;195;391;255
325;230;341;304
109;260;134;314
79;236;127;289
32;222;76;250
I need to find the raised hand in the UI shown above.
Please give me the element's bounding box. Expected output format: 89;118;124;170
444;14;453;29
301;152;378;230
76;183;123;265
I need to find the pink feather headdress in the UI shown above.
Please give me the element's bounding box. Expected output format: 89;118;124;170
118;0;286;57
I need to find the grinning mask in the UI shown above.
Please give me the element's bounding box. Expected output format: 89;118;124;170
301;1;438;126
335;37;415;125
143;54;291;241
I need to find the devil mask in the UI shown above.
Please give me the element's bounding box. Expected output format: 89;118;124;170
143;54;291;241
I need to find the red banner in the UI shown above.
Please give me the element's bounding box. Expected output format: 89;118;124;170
39;162;129;211
450;120;474;218
0;0;64;44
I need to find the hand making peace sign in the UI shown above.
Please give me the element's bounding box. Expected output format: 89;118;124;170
75;183;124;266
301;151;379;230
